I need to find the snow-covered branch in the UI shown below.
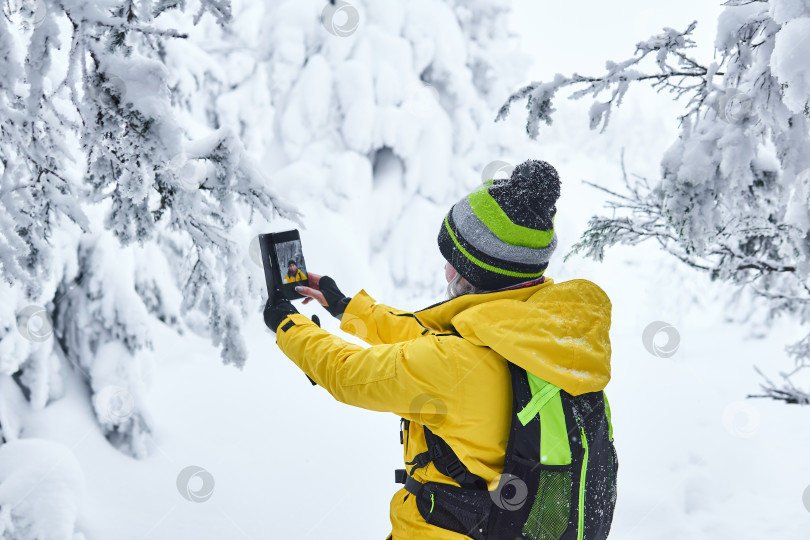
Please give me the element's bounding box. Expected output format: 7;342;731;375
0;0;295;462
509;2;810;402
496;22;720;136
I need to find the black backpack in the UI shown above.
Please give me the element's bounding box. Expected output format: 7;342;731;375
395;362;618;540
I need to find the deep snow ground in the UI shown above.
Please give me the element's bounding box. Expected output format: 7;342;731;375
13;1;810;535
25;229;810;539
22;103;810;536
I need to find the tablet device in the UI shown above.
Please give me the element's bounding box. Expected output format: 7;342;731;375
258;230;309;301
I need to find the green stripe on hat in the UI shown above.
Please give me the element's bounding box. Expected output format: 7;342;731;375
468;184;555;249
468;180;556;248
444;217;548;279
452;197;557;265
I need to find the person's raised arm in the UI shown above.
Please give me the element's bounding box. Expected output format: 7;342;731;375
295;273;424;345
273;312;459;424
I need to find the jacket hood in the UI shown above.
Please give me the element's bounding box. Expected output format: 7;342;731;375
416;278;612;396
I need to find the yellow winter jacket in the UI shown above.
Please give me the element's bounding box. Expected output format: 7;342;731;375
275;277;612;539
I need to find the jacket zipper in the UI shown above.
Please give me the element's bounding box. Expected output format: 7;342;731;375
576;417;589;540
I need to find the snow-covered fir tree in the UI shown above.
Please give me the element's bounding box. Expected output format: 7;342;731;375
0;0;294;460
499;0;810;404
1;0;530;533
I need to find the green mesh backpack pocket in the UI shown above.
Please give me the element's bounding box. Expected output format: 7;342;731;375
486;454;575;540
521;467;573;540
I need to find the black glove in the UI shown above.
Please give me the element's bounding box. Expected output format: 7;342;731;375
317;276;352;319
263;289;299;333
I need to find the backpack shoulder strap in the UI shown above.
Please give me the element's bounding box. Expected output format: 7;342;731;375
405;426;488;490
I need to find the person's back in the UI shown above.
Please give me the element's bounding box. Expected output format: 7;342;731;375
263;159;617;539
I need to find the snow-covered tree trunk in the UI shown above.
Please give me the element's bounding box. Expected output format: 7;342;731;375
498;0;810;403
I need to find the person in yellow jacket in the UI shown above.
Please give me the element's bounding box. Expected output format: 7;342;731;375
284;259;307;283
264;160;615;539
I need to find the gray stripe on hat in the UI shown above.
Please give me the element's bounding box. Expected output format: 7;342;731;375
451;197;557;265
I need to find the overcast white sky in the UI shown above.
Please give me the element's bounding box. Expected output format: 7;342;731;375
510;0;725;83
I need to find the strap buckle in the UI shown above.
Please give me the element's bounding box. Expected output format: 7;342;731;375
445;459;465;480
394;469;407;484
406;452;430;475
428;445;444;460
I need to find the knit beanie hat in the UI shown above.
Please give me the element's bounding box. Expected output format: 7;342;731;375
437;159;561;291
